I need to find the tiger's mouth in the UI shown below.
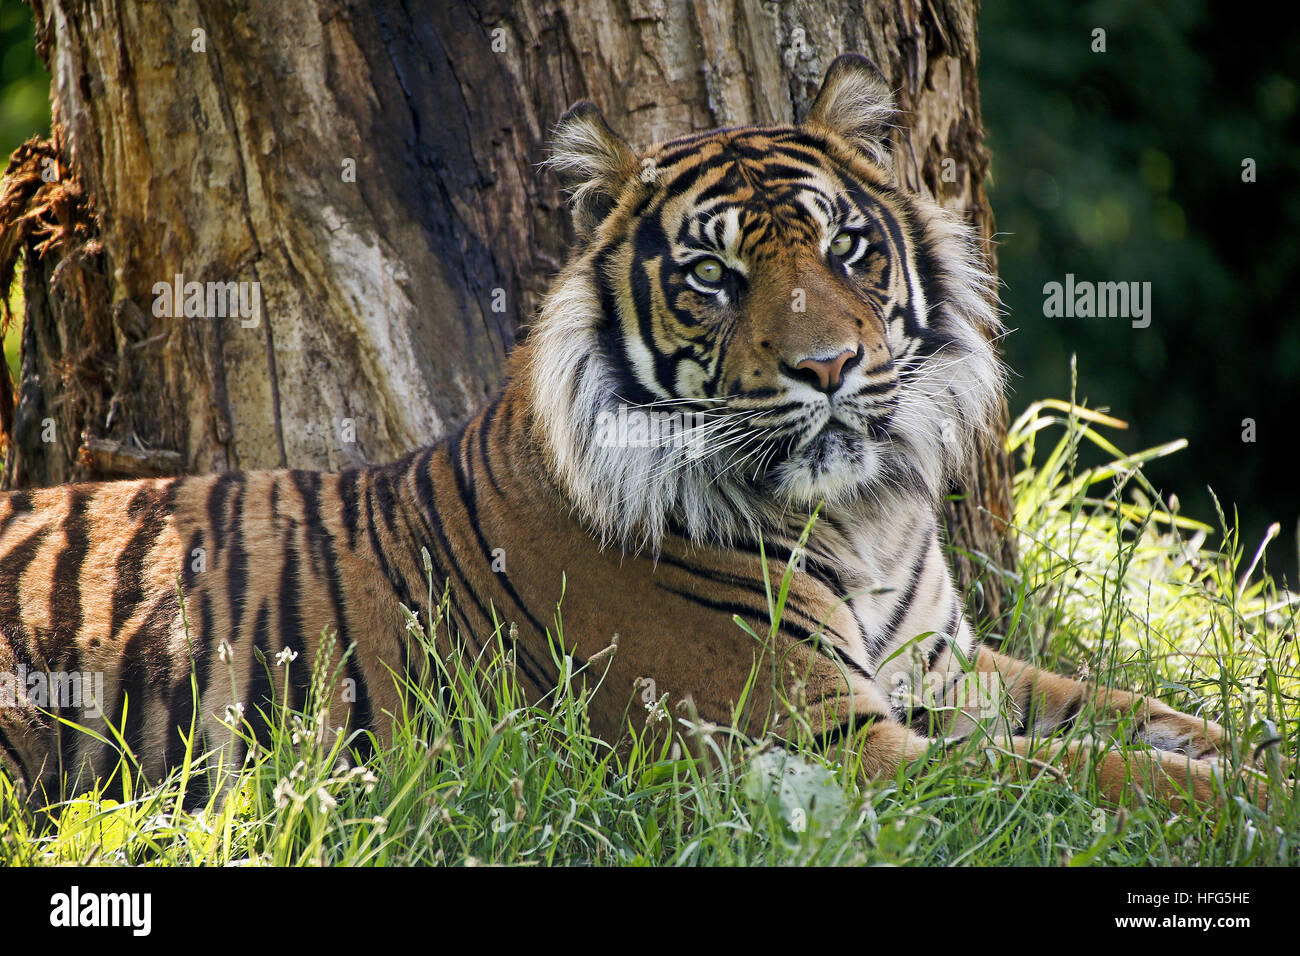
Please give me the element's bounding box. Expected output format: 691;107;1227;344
800;420;859;466
728;409;887;505
770;400;893;457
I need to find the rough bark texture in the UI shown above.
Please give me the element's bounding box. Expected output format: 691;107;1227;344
2;0;1014;617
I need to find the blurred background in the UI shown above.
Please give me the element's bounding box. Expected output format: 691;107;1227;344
2;0;1296;581
0;0;44;378
981;0;1299;583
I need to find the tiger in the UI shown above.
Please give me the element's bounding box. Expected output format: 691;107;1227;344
0;53;1267;813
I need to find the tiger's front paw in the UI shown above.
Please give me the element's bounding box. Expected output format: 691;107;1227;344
1138;707;1226;760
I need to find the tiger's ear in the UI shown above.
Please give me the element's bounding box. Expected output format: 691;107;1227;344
803;54;896;168
548;101;638;239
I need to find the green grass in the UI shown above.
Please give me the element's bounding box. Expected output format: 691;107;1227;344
3;257;20;383
1;395;1296;866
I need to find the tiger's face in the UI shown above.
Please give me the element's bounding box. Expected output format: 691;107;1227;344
531;55;1002;549
599;127;925;504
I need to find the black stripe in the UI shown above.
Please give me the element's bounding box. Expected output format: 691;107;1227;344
206;472;242;553
907;705;935;736
110;481;179;641
195;592;213;701
54;643;83;789
0;526;50;663
277;537;310;714
408;449;483;653
343;654;375;763
476;397;506;498
925;600;962;669
47;488;92;657
1015;678;1048;738
413;448;510;661
164;662;198;778
0;489;33;539
181;759;212;812
365;471;418;612
1058;696;1083;732
446;430;562;686
631;221;685;391
338;468;363;549
868;534;932;658
594;254;659;408
122;593;182;779
812;712;889;751
245;600;276;753
655;582;873;682
126;484;156;520
180;529;204;593
176;591;214;809
225;479;249;647
105;625;150;802
290;471;373;747
383;471;450;696
653;551;855;651
359;465;434;708
372;461;404;541
648;147;725;201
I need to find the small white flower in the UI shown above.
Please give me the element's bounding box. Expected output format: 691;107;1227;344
274;646;299;667
223;701;245;724
372;815;388;833
316;787;337;813
347;765;379;793
645;694;670;726
218;640;232;664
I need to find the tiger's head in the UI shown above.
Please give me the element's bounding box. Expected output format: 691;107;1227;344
526;54;1003;552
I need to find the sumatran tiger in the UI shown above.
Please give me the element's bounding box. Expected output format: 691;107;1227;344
0;55;1268;812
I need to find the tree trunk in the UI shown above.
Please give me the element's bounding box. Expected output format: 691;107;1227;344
2;0;1014;617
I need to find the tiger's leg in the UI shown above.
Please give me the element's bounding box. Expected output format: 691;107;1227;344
954;647;1268;807
999;735;1232;810
826;723;1235;810
969;647;1226;755
810;705;1238;811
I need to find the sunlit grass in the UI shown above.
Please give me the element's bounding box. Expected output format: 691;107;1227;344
2;258;20;383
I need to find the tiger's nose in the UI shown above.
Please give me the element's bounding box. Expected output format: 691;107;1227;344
791;347;861;393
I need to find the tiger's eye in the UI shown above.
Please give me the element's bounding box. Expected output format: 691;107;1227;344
830;232;855;256
693;258;724;283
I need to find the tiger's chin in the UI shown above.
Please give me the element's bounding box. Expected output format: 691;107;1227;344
766;425;883;509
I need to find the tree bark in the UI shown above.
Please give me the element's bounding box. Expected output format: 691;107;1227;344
2;0;1014;617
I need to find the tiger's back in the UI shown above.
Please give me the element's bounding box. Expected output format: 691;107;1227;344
0;468;411;801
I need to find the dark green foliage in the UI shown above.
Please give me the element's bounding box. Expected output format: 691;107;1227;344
0;1;46;158
981;0;1300;582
